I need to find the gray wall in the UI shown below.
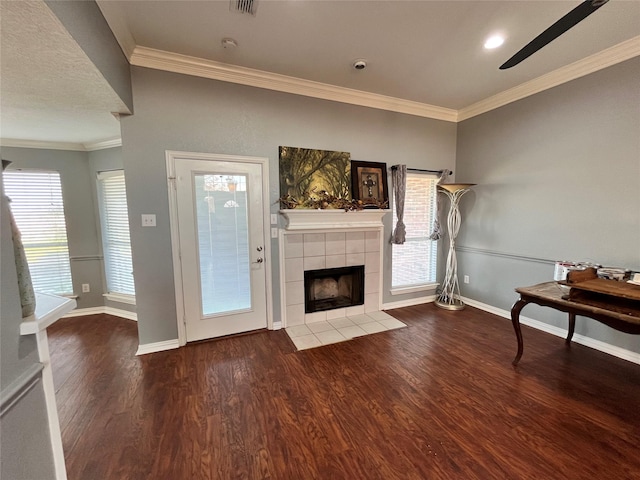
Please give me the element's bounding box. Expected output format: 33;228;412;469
121;66;457;345
455;57;640;353
0;177;56;479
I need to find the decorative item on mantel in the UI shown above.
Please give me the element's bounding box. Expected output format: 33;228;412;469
435;183;476;311
278;189;387;211
277;146;388;211
350;160;389;208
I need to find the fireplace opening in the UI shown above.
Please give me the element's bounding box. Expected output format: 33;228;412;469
304;265;365;313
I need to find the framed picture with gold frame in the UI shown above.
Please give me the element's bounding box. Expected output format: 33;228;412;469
350;160;388;208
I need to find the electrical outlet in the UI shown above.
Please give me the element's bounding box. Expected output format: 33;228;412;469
82;283;90;293
141;214;156;227
463;275;470;284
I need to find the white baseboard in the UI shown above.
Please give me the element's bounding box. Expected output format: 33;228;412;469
104;307;137;321
383;294;436;311
461;296;640;365
62;307;104;317
62;306;137;321
136;339;180;356
272;321;282;330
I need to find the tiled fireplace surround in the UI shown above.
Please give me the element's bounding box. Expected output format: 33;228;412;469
279;210;386;327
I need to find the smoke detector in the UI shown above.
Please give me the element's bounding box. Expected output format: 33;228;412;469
221;38;238;49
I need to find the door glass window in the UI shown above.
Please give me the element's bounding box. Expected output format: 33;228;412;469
195;174;251;316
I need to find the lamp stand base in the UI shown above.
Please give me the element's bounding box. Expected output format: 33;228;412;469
434;299;466;311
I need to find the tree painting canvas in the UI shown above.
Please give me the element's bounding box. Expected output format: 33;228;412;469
279;146;351;204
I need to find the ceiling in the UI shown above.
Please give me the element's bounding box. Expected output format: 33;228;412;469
0;0;128;148
2;0;640;148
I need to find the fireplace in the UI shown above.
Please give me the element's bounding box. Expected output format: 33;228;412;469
279;210;387;326
304;265;365;313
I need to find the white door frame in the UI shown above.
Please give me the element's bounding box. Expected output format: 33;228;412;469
166;150;273;346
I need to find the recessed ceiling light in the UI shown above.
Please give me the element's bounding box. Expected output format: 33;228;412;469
484;35;505;50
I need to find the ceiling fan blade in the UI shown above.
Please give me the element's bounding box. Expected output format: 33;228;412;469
500;0;609;70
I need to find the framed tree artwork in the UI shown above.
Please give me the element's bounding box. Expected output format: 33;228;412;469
279;146;351;202
351;160;388;208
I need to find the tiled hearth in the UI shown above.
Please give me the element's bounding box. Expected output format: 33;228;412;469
286;311;407;351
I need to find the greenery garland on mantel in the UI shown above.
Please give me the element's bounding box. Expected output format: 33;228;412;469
278;189;388;211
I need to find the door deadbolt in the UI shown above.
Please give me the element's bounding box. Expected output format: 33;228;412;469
257;246;263;252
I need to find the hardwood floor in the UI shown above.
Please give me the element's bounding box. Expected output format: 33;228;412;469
48;306;640;480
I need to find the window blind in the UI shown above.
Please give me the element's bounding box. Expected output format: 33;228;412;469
3;170;74;295
97;171;135;296
392;172;439;288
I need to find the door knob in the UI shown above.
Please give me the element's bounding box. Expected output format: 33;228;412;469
253;257;264;264
257;246;263;252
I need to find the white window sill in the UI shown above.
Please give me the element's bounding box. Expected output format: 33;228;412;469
390;283;439;296
103;293;136;305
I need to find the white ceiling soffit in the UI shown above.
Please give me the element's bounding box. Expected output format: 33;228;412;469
0;0;128;145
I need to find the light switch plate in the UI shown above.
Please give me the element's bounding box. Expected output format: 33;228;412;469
271;227;278;239
270;213;278;225
141;214;156;227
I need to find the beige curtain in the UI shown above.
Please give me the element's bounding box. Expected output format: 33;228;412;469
391;165;406;244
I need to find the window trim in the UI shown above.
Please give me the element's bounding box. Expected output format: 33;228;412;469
103;292;136;305
96;170;136;298
390;283;439;296
391;171;440;291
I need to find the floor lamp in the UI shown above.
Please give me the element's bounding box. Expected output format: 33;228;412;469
435;183;476;311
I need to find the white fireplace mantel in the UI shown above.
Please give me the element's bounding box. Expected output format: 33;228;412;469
279;209;390;231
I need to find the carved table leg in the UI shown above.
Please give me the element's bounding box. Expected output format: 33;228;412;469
510;298;528;366
565;313;576;345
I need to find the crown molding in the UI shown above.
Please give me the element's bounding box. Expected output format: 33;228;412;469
129;46;458;123
458;35;640;121
4;37;636;151
130;37;639;124
84;137;122;151
0;138;87;151
1;137;122;152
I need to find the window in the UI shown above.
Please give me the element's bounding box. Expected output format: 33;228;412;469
97;171;135;297
392;173;439;291
3;170;74;295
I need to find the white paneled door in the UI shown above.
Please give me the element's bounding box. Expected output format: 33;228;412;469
171;154;268;342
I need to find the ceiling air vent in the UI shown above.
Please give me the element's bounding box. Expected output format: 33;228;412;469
230;0;258;16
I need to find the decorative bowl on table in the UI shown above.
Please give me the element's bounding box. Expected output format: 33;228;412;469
596;267;630;281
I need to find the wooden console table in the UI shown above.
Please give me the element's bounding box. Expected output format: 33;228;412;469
510;272;640;365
